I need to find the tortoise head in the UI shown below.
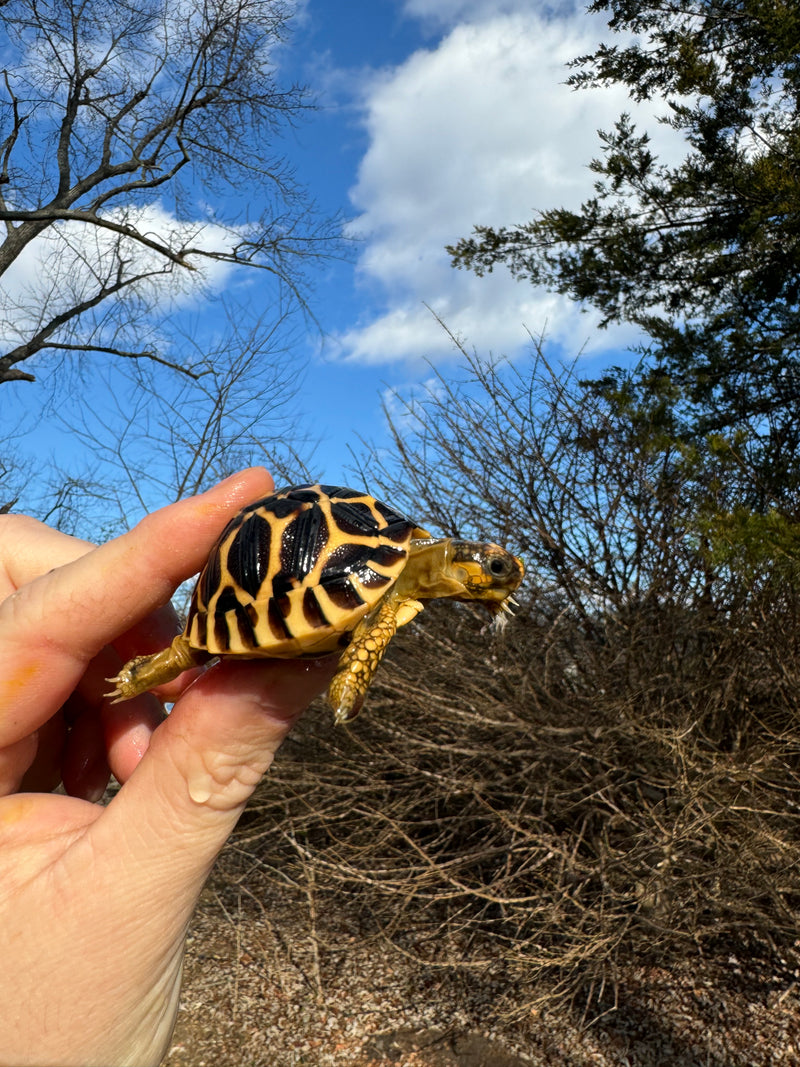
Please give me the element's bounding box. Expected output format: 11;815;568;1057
445;540;524;613
399;537;524;614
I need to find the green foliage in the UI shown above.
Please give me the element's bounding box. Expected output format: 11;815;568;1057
448;0;800;501
701;506;800;582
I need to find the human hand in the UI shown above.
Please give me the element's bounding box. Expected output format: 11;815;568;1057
0;468;333;1067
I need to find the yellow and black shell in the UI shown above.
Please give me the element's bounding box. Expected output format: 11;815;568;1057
185;484;427;658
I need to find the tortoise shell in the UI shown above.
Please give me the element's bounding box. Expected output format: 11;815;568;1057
185;483;429;658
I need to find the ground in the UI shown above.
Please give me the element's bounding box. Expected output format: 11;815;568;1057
162;873;800;1067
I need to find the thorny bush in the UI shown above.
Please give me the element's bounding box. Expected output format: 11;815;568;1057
227;345;800;1016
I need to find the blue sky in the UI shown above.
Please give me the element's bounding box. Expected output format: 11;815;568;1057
2;0;685;528
273;0;681;478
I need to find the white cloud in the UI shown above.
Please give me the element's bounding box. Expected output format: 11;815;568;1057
338;6;684;366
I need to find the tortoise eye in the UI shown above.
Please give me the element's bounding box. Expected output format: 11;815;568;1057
488;556;511;577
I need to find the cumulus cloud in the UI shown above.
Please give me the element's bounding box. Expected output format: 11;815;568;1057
337;5;683;366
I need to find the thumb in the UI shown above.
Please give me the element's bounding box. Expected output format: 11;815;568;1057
95;657;334;893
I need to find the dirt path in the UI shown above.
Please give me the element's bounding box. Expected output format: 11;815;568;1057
163;884;800;1067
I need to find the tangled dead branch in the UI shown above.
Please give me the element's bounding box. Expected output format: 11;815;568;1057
221;349;800;1017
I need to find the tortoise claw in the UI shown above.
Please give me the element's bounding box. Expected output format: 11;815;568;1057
104;669;138;703
105;680;123;703
332;689;365;725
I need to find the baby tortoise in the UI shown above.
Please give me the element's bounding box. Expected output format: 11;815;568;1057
107;483;524;723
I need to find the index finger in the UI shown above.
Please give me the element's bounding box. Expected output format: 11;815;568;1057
0;516;94;595
0;514;186;684
0;467;274;746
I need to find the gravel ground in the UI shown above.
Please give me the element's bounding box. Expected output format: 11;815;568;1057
162;880;800;1067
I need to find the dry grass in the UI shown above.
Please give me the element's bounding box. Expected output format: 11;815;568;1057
164;764;800;1065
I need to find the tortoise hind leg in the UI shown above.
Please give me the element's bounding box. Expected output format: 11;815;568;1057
328;599;402;724
106;635;206;703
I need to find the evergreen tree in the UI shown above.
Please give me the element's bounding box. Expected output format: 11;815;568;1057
448;0;800;502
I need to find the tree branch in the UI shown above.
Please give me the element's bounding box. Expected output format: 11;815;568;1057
0;0;336;384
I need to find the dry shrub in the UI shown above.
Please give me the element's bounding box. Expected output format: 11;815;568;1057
227;346;800;1015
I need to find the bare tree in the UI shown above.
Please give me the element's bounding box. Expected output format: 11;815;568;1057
36;299;314;539
0;0;338;384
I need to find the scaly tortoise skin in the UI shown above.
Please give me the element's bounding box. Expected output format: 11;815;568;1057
107;483;524;723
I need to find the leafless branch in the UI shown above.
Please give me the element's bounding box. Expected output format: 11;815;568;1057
226;346;800;1018
0;0;341;383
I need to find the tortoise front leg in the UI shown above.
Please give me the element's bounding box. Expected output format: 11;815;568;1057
328;598;402;724
106;635;208;702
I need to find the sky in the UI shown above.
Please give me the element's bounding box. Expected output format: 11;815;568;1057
1;0;686;528
285;0;646;464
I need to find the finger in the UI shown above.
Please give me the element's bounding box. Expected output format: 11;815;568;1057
0;518;185;708
95;656;336;893
0;467;274;746
74;646;165;785
102;691;164;785
0;515;94;592
61;703;112;802
111;603;184;664
18;713;67;794
18;466;274;656
0;735;39;795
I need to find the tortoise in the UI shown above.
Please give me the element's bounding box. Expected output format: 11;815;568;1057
107;483;524;723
